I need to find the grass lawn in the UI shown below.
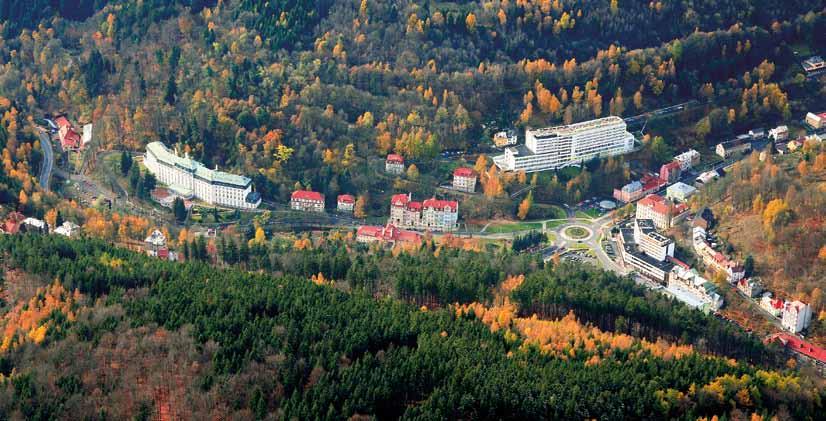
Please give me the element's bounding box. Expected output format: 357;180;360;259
533;203;567;219
564;226;590;239
483;221;543;234
545;220;567;229
575;209;600;219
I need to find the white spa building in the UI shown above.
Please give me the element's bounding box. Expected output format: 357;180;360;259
144;142;261;209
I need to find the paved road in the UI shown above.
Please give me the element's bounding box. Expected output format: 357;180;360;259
37;129;53;191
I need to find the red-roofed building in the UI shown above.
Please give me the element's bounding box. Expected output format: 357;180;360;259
635;194;688;230
761;295;785;317
389;193;458;231
385;154;405;175
805;111;826;130
54;116;82;150
337;194;355;213
2;212;25;234
766;333;826;376
291;190;325;213
736;278;763;298
452;167;477;192
659;161;682;183
356;223;422;246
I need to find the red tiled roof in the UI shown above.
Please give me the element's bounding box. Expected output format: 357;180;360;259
357;224;422;244
391;194;410;207
453;167;475;177
639;194;685;216
768;333;826;363
337;194;355;204
661;161;681;172
668;256;690;269
386;154;404;164
407;201;422;211
771;298;785;310
423;198;458;212
357;225;383;238
60;127;81;149
396;230;422;243
54;116;71;128
291;190;324;202
818;112;826;119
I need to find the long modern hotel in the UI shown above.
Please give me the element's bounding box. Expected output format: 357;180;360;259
144;141;261;209
493;116;636;173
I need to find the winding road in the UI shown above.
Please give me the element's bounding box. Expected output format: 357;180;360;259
37;129;54;191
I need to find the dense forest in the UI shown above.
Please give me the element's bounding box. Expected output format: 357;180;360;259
0;234;823;419
0;0;824;220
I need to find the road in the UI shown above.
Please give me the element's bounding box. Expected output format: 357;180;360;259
37;129;54;191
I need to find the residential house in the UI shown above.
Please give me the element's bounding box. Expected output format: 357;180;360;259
760;293;785;317
493;130;517;147
21;217;47;233
452;167;477;193
2;212;25;234
291;190;325;213
673;149;700;170
716;137;752;159
768;125;789;142
145;229;167;257
801;56;826;76
55;116;82;150
385;154;405;175
53;221;80;237
337;194;355;213
736;278;763;298
782;301;813;334
659;161;682;183
805;111;826;129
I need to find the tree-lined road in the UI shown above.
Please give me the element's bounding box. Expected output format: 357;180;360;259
37;129;54;191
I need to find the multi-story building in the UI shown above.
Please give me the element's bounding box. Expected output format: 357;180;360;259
291;190;325;212
666;182;697;203
337;194;355;213
673;149;700;170
633;219;674;261
769;126;789;142
385;154;405;175
805;112;826;129
766;333;826;377
736;278;763;298
668;266;724;311
635;194;688;230
782;301;813;334
716;137;752;159
389;193;458;231
144;142;261;209
452;167;477;192
493;116;635;173
659;161;682;183
356;223;422;246
616;224;673;283
53;221;80;237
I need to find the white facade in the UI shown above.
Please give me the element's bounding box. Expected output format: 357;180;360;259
666;182;697;202
769;126;789;142
633;220;675;262
144;142;260;209
389;194;458;232
805;112;825;129
782;301;812;333
493;117;635;173
53;221;80;237
673;149;700;170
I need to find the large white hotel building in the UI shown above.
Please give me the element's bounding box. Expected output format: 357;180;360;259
493;116;636;173
144;142;261;209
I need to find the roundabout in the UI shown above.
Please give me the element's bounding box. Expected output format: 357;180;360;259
561;225;594;241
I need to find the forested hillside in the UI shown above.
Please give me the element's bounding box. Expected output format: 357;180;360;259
0;0;824;218
0;234;823;419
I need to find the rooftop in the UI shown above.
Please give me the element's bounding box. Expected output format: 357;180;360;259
528;116;626;138
337;194;355;204
292;190;324;202
386;154;404;163
147;142;252;188
453;167;476;177
767;333;826;363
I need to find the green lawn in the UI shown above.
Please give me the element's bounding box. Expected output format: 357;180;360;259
483;221;543;234
575;209;601;219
